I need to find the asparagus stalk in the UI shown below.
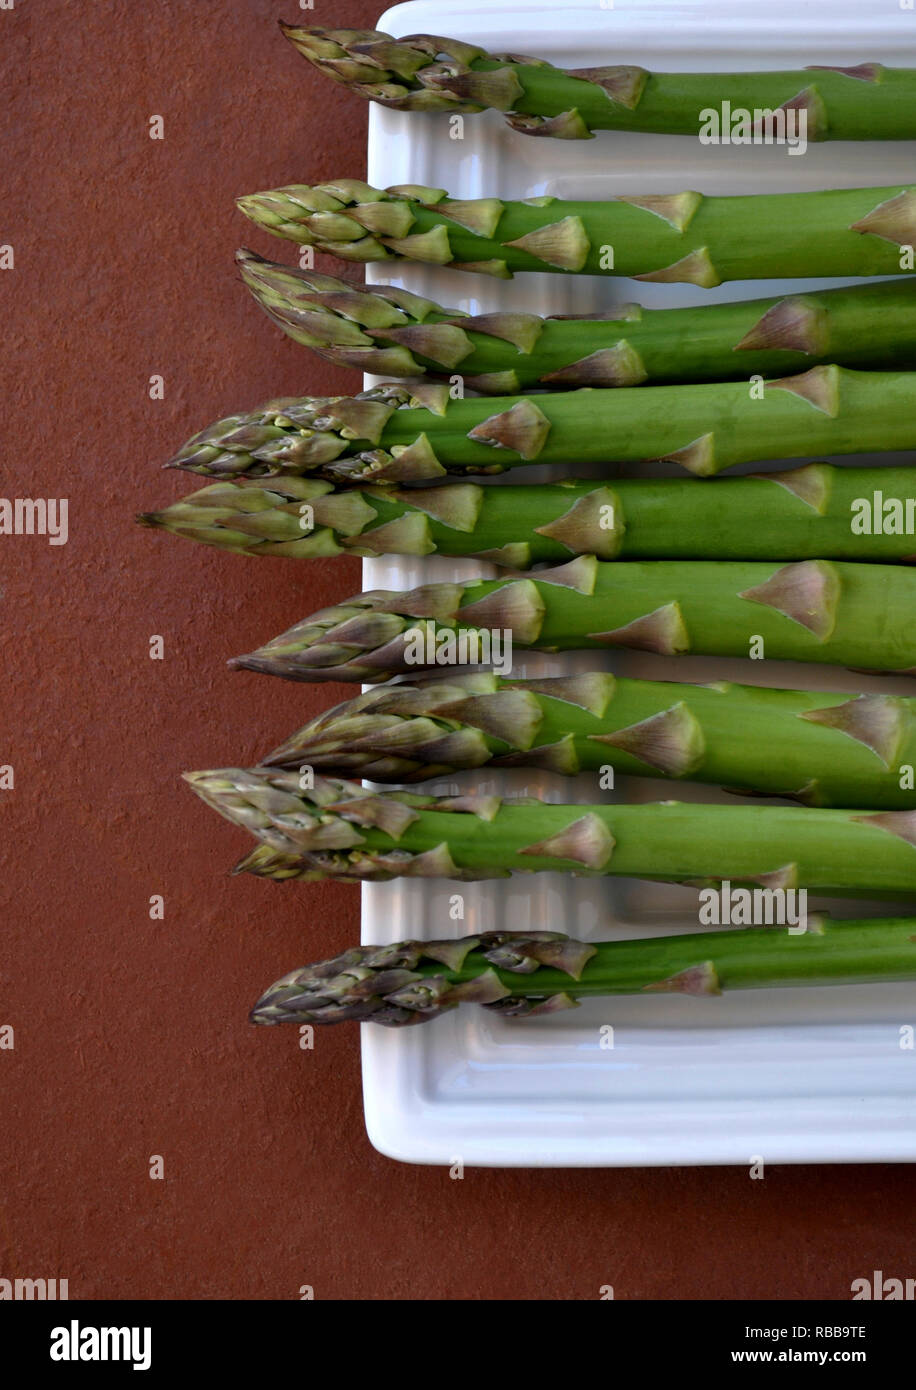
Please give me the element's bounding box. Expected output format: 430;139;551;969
238;252;916;391
250;919;916;1027
184;766;916;895
139;466;916;567
228;556;916;683
264;671;916;809
237;177;916;282
281;25;916;144
165;367;916;485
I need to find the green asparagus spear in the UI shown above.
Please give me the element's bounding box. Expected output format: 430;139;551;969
139;466;916;567
184;767;916;895
250;919;916;1027
282;26;916;144
263;671;916;809
165;367;916;485
228;556;916;683
237;177;916;282
238;252;916;390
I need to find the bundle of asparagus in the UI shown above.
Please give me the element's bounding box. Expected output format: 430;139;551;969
250;920;916;1027
239;251;916;391
165;367;916;485
159;16;916;1030
141;466;916;566
237;177;916;282
263;671;916;809
228;557;916;683
184;766;916;896
281;25;916;144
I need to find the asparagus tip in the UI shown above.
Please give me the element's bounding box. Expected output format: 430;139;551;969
236;193;277;226
235;246;266;267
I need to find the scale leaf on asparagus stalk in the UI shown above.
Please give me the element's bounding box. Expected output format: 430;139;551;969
165;367;916;485
281;25;916;144
228;557;916;682
238;251;916;390
263;671;916;809
140;466;916;567
184;767;916;896
250;919;916;1027
237;177;916;282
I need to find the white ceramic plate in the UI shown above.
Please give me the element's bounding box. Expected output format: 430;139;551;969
361;0;916;1165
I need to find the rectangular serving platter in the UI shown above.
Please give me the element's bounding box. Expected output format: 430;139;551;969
361;0;916;1165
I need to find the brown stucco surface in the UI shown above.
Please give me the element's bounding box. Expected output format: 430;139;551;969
2;0;913;1300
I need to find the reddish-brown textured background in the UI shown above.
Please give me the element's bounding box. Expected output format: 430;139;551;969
3;0;914;1300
